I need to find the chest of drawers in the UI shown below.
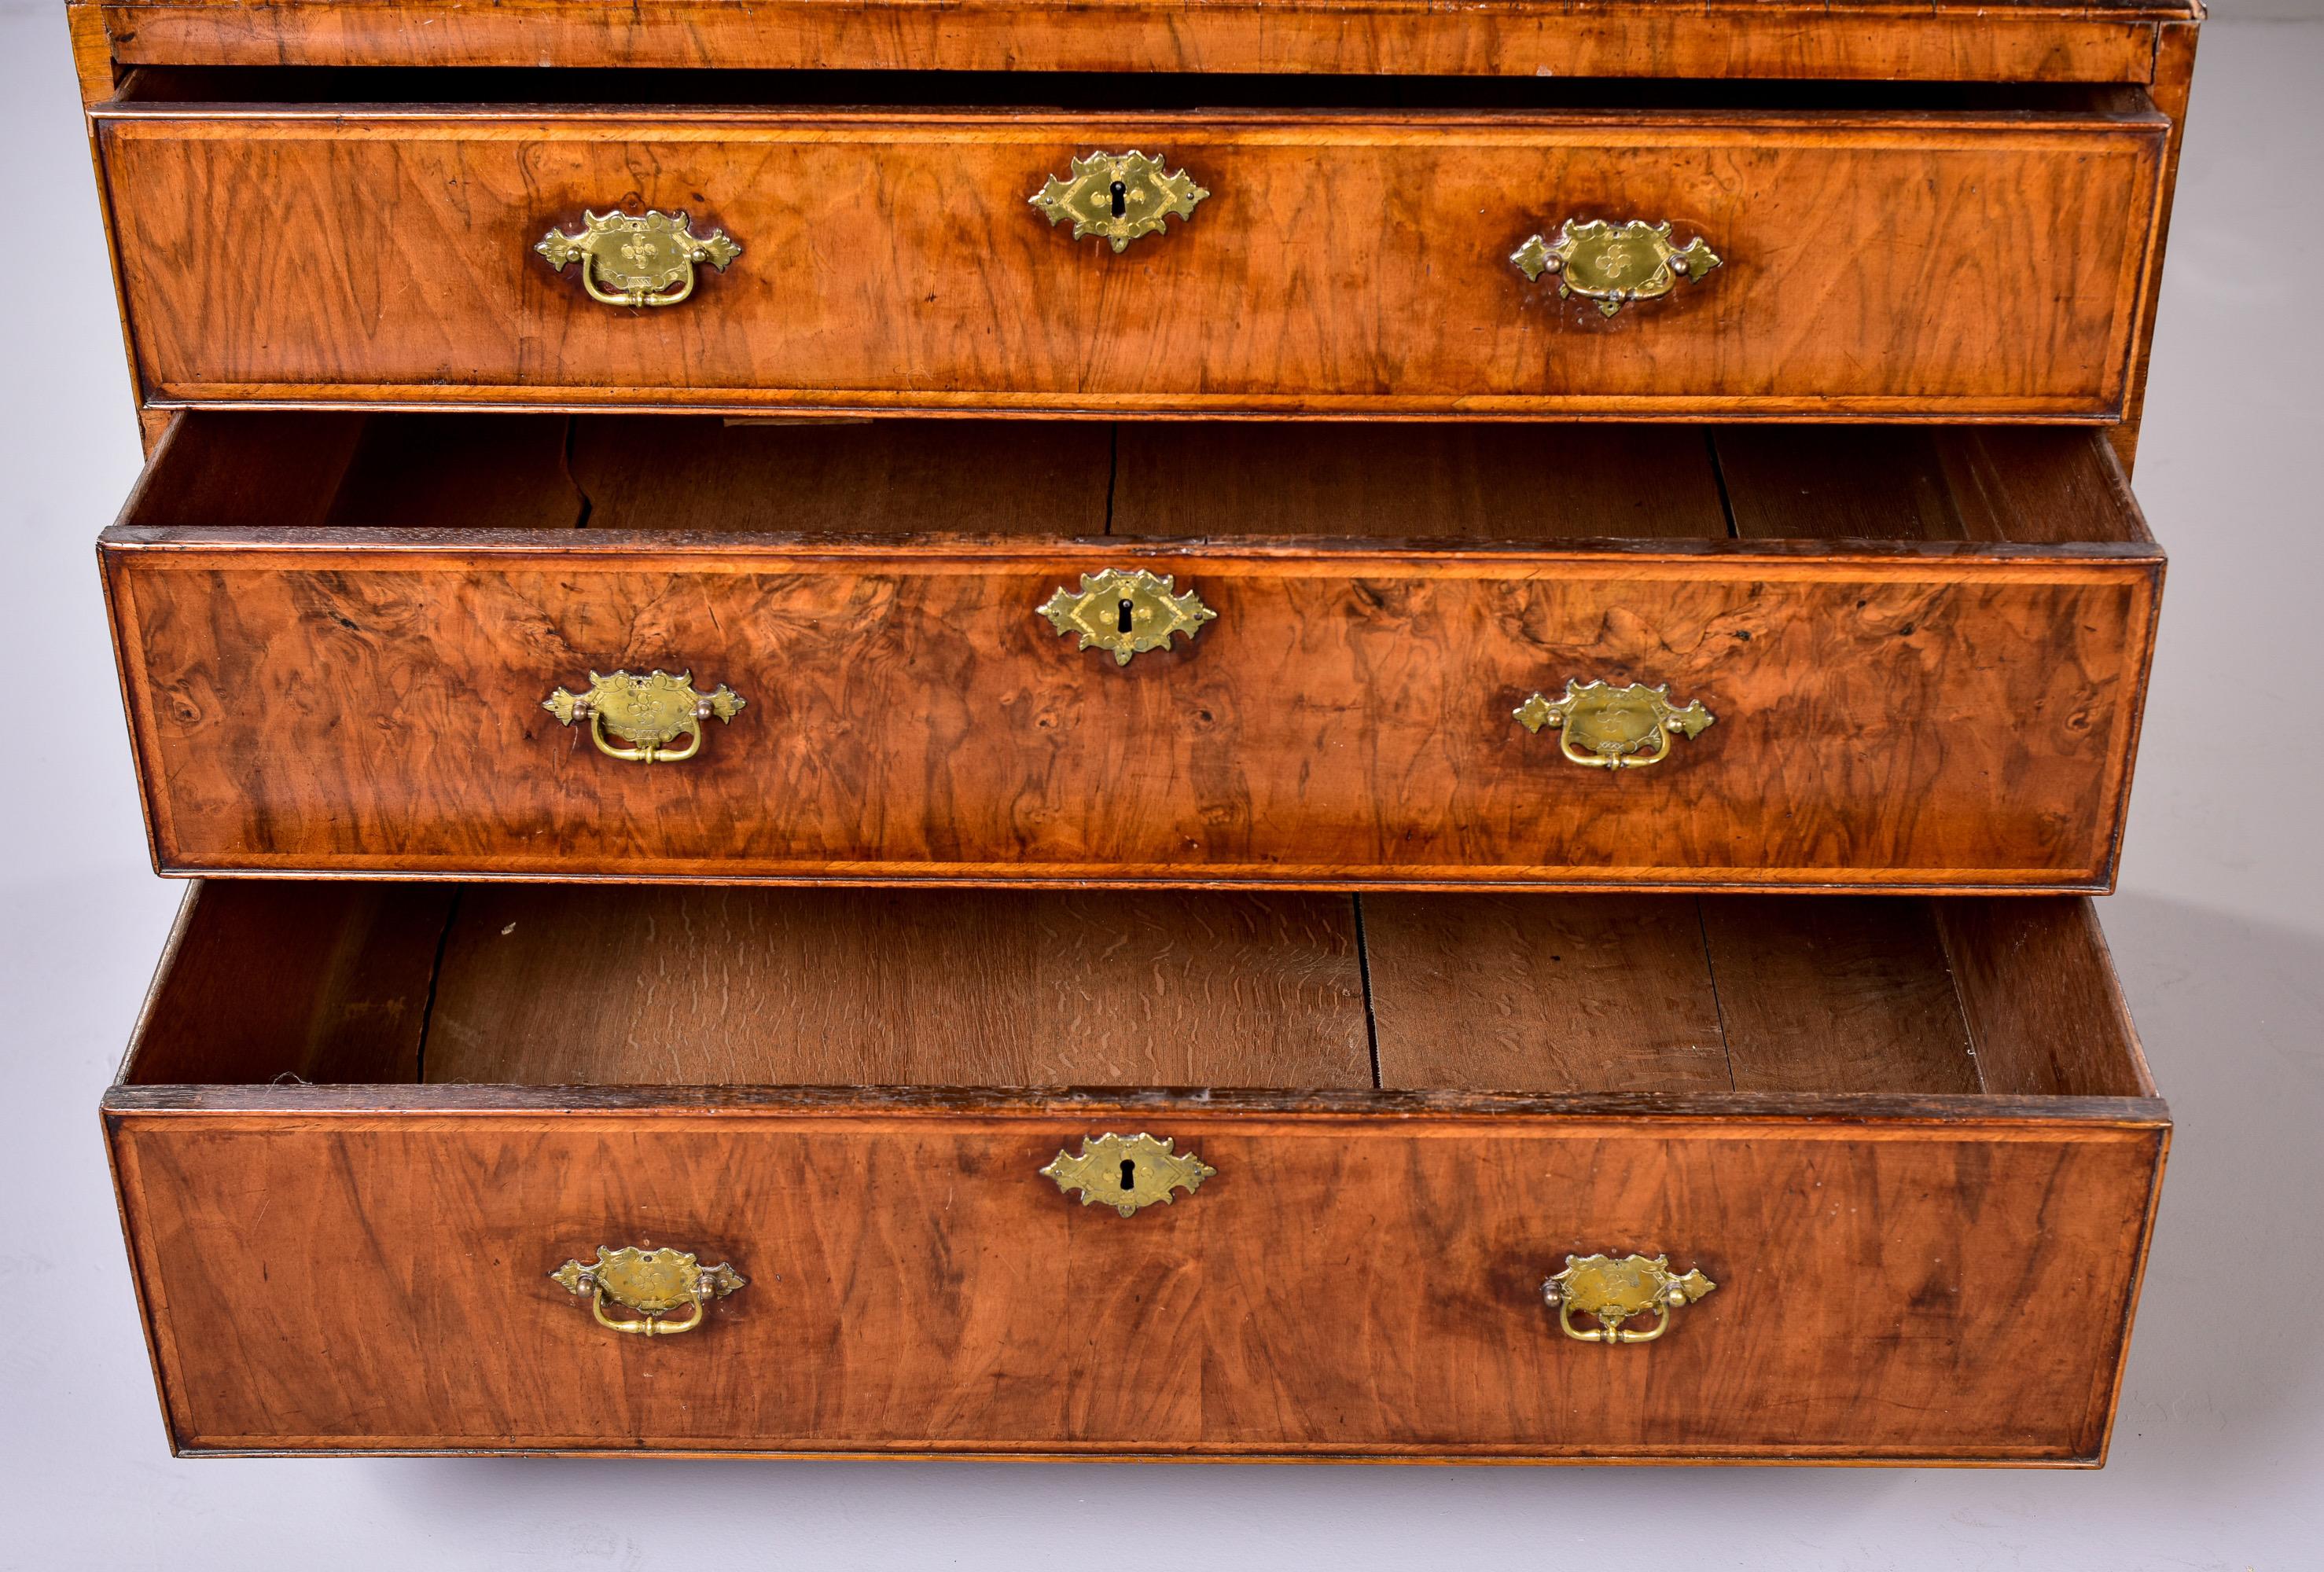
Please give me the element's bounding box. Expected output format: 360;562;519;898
69;0;2200;1463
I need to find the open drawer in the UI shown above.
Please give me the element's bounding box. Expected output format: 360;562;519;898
101;413;2162;890
92;71;2167;419
107;881;2165;1461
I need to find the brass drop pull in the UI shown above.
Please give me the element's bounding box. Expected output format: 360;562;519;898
1040;568;1217;665
1042;1133;1216;1217
1511;219;1721;317
1543;1253;1716;1345
1031;151;1209;252
1515;678;1713;770
535;209;741;307
543;669;745;763
551;1246;746;1337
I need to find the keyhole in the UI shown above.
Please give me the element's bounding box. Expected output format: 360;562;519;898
1120;1159;1137;1191
1116;597;1135;634
1110;180;1128;219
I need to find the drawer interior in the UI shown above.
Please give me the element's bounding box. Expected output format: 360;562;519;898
126;412;2151;549
122;883;2153;1101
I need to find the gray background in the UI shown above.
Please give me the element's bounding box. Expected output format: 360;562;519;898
3;5;2318;1566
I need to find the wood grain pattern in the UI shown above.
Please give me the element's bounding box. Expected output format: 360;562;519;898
1936;898;2152;1098
1113;424;1730;541
571;417;1110;538
104;884;2168;1460
68;1;116;104
118;883;2108;1102
98;420;2163;889
2113;19;2202;474
95;102;2167;418
1717;424;2151;546
1701;898;1980;1094
424;885;1373;1089
1362;894;1730;1093
89;0;2182;86
127;880;454;1086
105;1102;2163;1460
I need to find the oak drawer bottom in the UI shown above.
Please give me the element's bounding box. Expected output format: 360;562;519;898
107;884;2165;1462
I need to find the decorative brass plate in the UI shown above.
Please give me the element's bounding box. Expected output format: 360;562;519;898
1041;1133;1216;1217
1040;569;1217;665
1514;678;1713;770
1542;1253;1716;1345
551;1246;747;1337
535;209;742;307
1511;219;1721;317
1031;151;1209;252
542;670;746;763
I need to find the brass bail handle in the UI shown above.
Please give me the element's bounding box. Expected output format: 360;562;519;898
1514;678;1712;770
1511;219;1721;317
542;670;746;764
535;208;742;308
551;1246;746;1338
1542;1253;1716;1345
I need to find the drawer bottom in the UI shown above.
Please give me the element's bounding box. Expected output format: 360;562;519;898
107;884;2165;1462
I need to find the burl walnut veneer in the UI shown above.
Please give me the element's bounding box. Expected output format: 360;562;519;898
90;73;2168;421
109;882;2163;1462
67;0;2199;1470
102;413;2160;891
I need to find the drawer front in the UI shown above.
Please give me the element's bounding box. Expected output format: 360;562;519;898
108;1104;2163;1460
97;107;2165;417
104;536;2160;888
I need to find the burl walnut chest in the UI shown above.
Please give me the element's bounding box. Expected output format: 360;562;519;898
72;0;2198;1462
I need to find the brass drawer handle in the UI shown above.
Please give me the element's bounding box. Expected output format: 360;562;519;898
1031;151;1209;252
536;209;741;308
1041;568;1217;665
1543;1253;1716;1345
551;1246;746;1337
1515;678;1713;770
543;669;745;764
1042;1133;1215;1217
1511;219;1721;317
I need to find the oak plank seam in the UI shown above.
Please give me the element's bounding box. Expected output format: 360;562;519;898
1929;912;1993;1095
1691;898;1742;1091
1701;430;1741;542
409;887;464;1087
1351;894;1384;1091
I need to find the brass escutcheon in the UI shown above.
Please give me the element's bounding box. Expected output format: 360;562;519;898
1030;151;1209;252
535;209;742;307
1040;568;1217;665
1514;678;1713;770
542;670;746;763
1041;1133;1216;1217
1542;1253;1716;1345
551;1246;747;1337
1511;219;1721;317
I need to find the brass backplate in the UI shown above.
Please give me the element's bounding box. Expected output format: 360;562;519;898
553;1246;745;1315
1040;569;1217;665
1542;1253;1716;1344
1515;678;1713;769
542;669;745;763
551;1245;747;1335
1511;219;1720;316
1031;151;1209;252
536;209;742;307
1041;1133;1216;1217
